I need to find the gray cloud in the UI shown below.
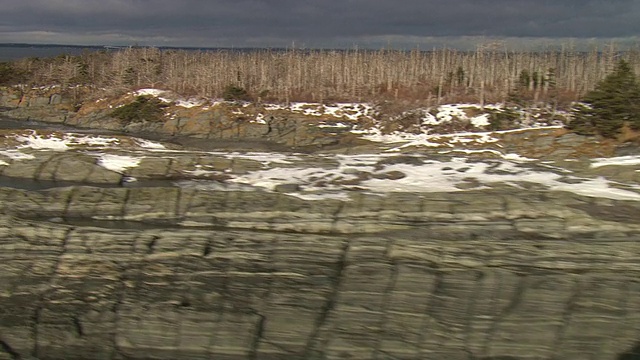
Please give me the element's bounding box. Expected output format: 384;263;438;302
0;0;638;48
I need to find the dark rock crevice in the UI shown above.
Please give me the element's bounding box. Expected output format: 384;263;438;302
0;339;21;360
618;342;640;360
303;239;350;359
1;179;640;358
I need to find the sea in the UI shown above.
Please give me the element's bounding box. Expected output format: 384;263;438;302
0;44;110;61
0;43;394;62
0;43;298;62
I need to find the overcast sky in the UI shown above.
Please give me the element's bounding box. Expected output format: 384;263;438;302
1;0;639;49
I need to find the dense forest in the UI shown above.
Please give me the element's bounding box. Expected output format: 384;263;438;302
1;45;639;109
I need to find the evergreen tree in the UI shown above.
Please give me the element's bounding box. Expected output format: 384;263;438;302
568;59;640;137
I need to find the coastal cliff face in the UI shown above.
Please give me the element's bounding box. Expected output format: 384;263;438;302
1;87;640;360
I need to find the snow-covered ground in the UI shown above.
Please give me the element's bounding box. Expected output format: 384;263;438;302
1;129;639;202
0;89;634;201
129;88;568;136
591;155;640;168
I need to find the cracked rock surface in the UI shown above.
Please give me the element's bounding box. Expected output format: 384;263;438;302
1;183;640;360
1;100;640;359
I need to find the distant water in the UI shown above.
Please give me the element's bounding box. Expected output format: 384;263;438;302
0;44;345;62
0;45;106;61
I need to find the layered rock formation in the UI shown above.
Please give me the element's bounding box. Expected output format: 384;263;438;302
0;88;360;149
2;87;640;360
1;183;640;360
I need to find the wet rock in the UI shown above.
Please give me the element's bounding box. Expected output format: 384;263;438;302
372;170;406;180
454;178;483;189
274;183;300;193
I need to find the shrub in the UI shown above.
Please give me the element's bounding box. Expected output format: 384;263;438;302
111;96;167;123
488;108;521;131
222;84;251;101
567;59;640;137
0;62;29;85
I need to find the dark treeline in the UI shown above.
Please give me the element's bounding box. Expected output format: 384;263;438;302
2;45;640;108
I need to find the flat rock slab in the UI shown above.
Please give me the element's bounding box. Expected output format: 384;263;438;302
1;120;640;359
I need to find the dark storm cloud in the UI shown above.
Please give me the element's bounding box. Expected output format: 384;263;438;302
0;0;638;47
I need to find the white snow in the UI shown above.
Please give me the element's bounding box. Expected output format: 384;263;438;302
502;153;536;162
15;132;69;150
71;135;120;147
450;149;534;162
470;114;491;127
356;129;441;148
134;89;206;108
390;104;503;128
288;192;352;201
223;152;640;201
591;155;640;168
227;167;309;190
134;138;166;149
0;150;35;160
9;132;173;153
262;102;374;121
318;122;350;128
135;88;166;97
96;154;142;173
551;177;640;201
436;104;469;123
13;132;121;151
175;98;206;108
253;113;268;124
356;128;500;149
0;97;636;202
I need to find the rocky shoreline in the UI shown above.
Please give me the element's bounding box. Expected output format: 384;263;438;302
1;88;640;359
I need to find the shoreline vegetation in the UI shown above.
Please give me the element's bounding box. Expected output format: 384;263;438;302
1;45;639;107
1;45;640;143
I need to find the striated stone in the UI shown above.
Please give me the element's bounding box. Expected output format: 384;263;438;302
0;149;639;360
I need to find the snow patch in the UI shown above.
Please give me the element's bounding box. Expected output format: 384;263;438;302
13;132;121;151
135;88;166;97
263;102;374;121
0;150;35;160
591;155;640;168
224;153;640;201
318;122;350;128
470;114;491;127
288;192;352;201
356;128;499;149
134;138;166;149
15;132;69;150
175;98;206;108
96;154;142;173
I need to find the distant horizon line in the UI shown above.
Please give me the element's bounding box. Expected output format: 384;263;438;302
0;41;634;53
